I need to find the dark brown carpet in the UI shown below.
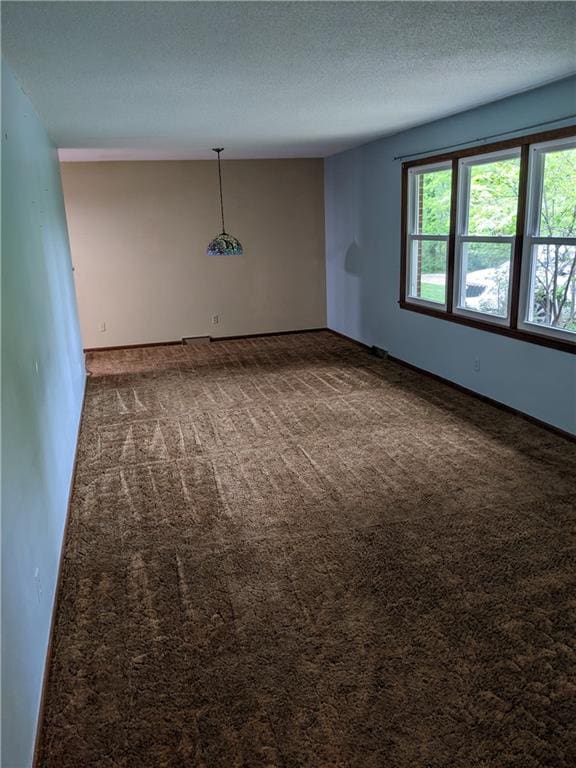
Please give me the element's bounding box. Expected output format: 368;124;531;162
38;331;576;768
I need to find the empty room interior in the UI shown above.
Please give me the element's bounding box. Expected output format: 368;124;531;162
2;2;576;767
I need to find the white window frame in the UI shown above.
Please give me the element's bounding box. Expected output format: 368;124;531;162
518;136;576;343
405;161;451;310
453;148;521;326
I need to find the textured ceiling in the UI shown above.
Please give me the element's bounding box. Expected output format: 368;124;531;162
2;1;576;159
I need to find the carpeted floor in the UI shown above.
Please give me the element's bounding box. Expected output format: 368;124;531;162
38;331;576;768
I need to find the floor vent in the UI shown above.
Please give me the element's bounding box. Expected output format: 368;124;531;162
183;336;211;345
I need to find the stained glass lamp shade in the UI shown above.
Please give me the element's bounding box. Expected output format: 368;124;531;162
207;232;243;256
207;148;243;256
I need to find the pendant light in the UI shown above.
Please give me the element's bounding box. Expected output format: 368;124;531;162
206;148;243;256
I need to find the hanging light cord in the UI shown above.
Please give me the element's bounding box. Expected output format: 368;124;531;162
213;147;226;234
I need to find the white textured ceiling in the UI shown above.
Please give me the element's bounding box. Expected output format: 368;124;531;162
2;1;576;159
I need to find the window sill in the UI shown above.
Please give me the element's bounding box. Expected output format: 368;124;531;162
399;300;576;354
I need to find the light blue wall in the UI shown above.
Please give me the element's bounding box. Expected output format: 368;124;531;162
1;62;85;767
325;76;576;434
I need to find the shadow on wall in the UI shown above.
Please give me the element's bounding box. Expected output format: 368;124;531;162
342;237;372;342
334;144;396;349
344;239;364;275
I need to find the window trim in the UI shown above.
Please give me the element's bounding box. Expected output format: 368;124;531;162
400;124;576;354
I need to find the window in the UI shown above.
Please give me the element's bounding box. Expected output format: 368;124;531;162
400;125;576;353
519;138;576;340
454;150;520;322
406;163;452;306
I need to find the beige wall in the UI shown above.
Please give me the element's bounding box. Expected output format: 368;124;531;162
61;159;325;348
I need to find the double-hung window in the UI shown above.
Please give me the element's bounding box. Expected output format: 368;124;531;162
519;137;576;340
454;150;520;323
405;163;452;307
400;125;576;353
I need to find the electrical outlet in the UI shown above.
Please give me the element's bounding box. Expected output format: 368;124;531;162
99;322;106;332
211;315;219;325
34;568;43;604
473;357;480;372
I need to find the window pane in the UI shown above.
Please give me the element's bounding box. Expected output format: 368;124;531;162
413;168;452;235
538;147;576;238
409;240;447;304
527;244;576;333
466;156;520;236
458;241;512;317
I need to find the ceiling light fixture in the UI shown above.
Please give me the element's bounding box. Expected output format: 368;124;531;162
206;148;243;256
